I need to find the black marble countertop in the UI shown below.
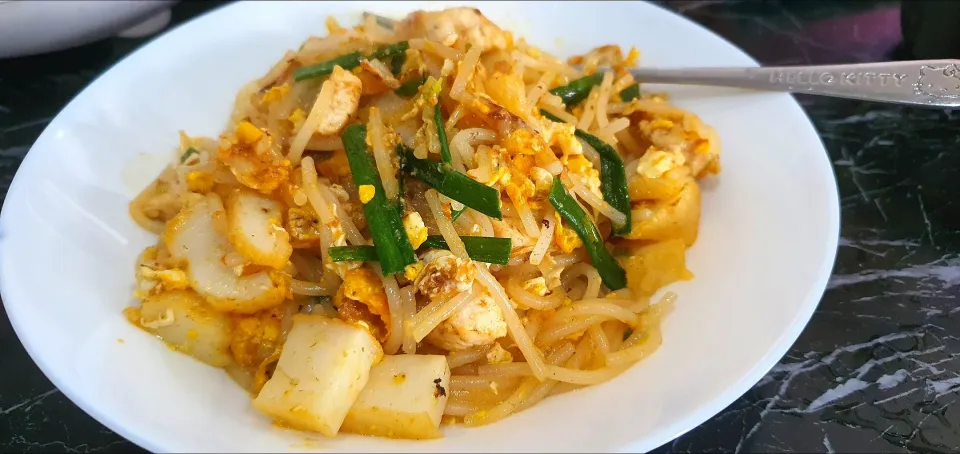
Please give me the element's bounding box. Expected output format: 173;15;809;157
1;1;958;452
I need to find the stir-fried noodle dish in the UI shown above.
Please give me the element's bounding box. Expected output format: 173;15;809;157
126;7;720;440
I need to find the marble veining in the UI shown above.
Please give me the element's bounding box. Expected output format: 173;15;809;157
2;0;960;452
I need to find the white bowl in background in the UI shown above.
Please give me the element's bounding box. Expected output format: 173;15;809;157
0;1;839;452
0;0;177;58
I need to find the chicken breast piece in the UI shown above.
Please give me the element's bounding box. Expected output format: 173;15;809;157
424;291;507;351
414;250;476;301
316;66;362;136
398;7;510;53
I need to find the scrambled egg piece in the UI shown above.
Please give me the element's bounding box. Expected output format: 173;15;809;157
334;267;391;342
564;154;602;198
485;342;513;364
414;250;476;301
137;266;189;296
218;121;290;194
230;307;283;368
186;171;215;193
628;148;693;202
501;127;560;178
503;171;535;206
521;277;548;297
404;262;425;281
358;185;376;204
503;129;544;157
636;148;686;180
424;291;508;351
260;84;289;105
397;7;512;53
236;121;263;144
528;167;553;198
402;212;428;249
629;107;720;178
287;108;306;131
316;65;363;135
135;246;189;297
553;211;582;254
466;145;508;186
486;72;532;120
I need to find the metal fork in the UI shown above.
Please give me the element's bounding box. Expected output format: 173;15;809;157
621;61;960;108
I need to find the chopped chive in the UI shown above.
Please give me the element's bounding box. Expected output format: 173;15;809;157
328;245;379;262
390;52;406;76
328;235;511;265
549;73;603;106
342;124;416;276
619;82;640;102
541;110;632;235
294;41;410;81
180;147;199;163
395;76;427;97
400;146;502;220
623;328;633;341
548;177;626;290
368;41;410;61
419;235;512;265
434;103;452;164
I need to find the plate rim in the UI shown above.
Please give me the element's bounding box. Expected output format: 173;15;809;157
0;1;841;452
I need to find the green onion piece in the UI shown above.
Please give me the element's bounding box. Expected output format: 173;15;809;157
391;52;406;76
623;328;633;341
420;235;512;265
328;245;379;262
294;51;362;81
541;110;632;235
619;82;640;102
342;124;416;276
574;131;632;235
329;236;511;265
368;41;410;61
432;98;461;235
549;73;603;106
294;41;410;81
400;147;503;220
180;147;199;163
434;103;452;164
395;76;427;97
548;177;626;290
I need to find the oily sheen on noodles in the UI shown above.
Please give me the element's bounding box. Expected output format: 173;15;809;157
124;5;719;441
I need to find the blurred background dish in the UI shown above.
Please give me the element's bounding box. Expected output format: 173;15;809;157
0;0;177;59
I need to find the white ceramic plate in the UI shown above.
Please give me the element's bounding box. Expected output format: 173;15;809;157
0;1;839;452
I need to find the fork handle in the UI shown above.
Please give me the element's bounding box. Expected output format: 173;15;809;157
629;60;960;108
